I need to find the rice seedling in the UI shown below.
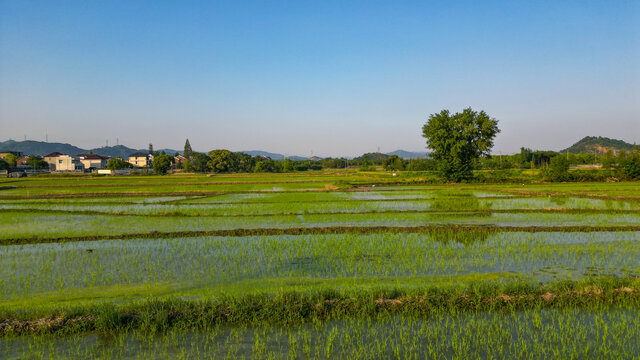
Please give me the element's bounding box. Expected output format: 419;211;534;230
1;173;639;357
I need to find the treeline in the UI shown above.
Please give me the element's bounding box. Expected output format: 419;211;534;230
477;148;638;170
181;150;325;173
542;149;640;182
176;150;437;174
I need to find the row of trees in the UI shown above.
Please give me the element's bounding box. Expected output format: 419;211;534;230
476;148;636;170
545;150;640;181
420;107;640;182
181;150;326;174
0;155;49;171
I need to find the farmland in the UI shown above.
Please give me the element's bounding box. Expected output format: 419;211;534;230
1;172;640;359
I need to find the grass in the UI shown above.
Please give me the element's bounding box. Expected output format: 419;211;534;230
5;307;640;359
1;277;640;334
2;230;640;301
1;172;639;357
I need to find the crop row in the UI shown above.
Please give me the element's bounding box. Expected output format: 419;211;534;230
1;199;637;218
4;306;640;359
1;231;638;300
1;276;640;336
2;210;640;242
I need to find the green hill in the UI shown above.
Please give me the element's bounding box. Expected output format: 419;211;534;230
562;136;636;154
0;140;181;158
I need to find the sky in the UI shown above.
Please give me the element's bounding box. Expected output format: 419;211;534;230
1;0;639;157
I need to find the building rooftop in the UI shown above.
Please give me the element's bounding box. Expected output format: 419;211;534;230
80;154;108;160
129;152;149;158
44;152;64;158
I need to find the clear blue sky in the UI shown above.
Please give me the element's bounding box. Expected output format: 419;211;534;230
1;0;638;156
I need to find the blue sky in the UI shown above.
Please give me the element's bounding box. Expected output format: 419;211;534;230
1;0;638;156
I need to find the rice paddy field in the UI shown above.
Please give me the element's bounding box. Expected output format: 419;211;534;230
1;172;639;359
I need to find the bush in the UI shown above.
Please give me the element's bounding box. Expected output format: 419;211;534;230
152;154;174;175
545;156;570;182
618;152;640;180
106;158;131;170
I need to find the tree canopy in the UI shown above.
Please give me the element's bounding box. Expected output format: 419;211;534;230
184;139;193;160
27;155;49;170
153;154;174;175
422;108;499;182
3;153;18;168
106;158;131;170
208;150;235;173
382;155;405;171
0;159;9;171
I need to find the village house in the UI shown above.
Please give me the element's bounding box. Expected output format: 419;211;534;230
43;152;84;171
174;154;187;164
128;152;153;167
16;156;30;168
78;154;109;170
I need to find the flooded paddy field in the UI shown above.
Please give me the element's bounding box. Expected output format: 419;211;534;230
4;308;640;359
1;173;639;358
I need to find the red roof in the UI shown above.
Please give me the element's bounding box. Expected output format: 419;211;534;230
82;154;106;160
44;152;63;158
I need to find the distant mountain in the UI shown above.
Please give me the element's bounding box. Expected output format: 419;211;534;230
157;149;182;156
0;140;86;156
85;145;141;158
239;150;286;160
562;136;636;155
353;152;390;162
1;139;431;161
288;156;309;161
0;140;180;158
386;150;428;159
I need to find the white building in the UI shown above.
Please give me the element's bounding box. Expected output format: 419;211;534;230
78;154;109;170
43;152;83;171
128;152;153;167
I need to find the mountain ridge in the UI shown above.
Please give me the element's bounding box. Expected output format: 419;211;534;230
0;140;181;158
561;136;636;154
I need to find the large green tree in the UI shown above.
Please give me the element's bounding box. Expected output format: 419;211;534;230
152;154;174;175
382;155;405;171
618;150;640;180
208;149;236;173
422;108;499;182
184;139;193;160
27;155;49;170
547;155;570;182
190;152;212;172
3;153;18;168
107;158;131;170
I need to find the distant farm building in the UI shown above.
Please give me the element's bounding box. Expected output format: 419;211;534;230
43;152;83;171
128;152;153;167
78;154;109;170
